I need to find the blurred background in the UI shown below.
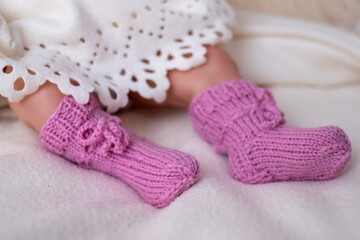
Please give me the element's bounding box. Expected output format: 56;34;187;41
228;0;360;31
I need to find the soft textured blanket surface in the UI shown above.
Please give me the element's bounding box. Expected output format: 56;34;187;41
1;11;360;240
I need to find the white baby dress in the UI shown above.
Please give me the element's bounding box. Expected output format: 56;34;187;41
0;0;233;112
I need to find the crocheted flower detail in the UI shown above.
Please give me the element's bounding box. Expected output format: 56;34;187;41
254;88;285;130
77;117;129;158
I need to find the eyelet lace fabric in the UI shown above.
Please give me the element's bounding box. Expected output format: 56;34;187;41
0;0;233;113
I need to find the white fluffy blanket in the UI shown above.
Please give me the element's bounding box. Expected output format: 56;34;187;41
1;11;360;240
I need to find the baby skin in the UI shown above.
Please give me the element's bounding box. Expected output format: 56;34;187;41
8;46;351;208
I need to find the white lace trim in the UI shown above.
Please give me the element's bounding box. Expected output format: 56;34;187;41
0;0;233;113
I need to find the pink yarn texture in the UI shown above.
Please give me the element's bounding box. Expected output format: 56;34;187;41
190;79;351;184
40;94;199;208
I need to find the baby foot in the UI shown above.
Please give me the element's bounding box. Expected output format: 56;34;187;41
40;94;199;208
226;124;351;183
190;79;351;183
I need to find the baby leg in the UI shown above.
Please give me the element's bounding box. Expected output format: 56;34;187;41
9;82;199;208
129;46;241;108
133;46;352;184
8;82;65;132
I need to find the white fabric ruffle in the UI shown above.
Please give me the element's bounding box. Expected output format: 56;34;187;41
0;0;233;112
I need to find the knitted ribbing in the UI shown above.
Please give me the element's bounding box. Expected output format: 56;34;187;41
40;95;200;208
189;79;351;184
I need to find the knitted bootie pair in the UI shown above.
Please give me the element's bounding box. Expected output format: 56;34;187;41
40;79;351;207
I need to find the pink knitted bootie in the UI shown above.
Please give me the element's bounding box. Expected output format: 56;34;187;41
40;94;199;208
190;79;351;184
